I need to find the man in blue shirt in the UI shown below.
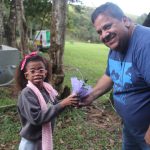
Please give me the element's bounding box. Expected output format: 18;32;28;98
79;2;150;150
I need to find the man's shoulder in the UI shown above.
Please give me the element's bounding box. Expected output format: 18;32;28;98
132;25;150;47
135;25;150;35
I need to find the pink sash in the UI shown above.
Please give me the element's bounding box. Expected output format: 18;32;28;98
27;81;58;150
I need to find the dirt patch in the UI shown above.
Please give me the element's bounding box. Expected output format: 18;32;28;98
84;101;121;130
82;100;122;147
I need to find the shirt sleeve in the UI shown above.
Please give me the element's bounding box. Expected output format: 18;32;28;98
18;88;62;126
134;43;150;84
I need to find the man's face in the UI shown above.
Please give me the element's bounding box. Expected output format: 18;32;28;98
94;14;130;51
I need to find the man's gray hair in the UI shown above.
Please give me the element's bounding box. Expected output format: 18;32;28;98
91;2;125;24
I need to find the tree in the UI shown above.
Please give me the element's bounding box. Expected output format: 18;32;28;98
2;0;29;55
7;0;17;47
136;13;147;25
143;13;150;27
24;0;52;39
49;0;67;93
16;0;29;56
0;0;4;45
66;5;99;42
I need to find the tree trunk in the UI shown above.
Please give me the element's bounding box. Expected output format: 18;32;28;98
0;0;4;45
7;0;17;47
49;0;67;93
16;0;29;56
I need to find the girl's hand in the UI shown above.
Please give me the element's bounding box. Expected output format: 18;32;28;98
60;93;79;108
145;125;150;145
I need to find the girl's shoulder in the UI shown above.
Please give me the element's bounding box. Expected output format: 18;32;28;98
21;87;35;96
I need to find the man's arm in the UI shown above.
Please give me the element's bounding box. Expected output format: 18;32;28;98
79;74;113;106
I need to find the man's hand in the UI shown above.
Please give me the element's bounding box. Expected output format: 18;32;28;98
78;74;113;107
78;94;94;107
145;126;150;145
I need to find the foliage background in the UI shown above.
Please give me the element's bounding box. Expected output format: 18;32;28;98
2;1;148;43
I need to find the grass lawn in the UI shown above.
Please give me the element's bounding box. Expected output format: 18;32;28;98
64;41;109;86
0;41;122;150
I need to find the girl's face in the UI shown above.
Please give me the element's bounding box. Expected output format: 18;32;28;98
24;61;47;88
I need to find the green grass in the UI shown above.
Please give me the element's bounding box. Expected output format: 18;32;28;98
64;41;109;86
0;107;20;150
0;41;121;150
0;87;16;106
54;107;121;150
0;98;16;106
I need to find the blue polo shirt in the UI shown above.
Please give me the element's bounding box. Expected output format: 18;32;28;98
106;25;150;135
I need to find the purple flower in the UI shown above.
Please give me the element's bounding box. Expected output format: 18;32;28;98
71;77;92;98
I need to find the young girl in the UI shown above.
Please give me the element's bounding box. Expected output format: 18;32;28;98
15;51;78;150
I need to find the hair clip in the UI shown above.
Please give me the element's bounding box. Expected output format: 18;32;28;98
21;51;38;70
